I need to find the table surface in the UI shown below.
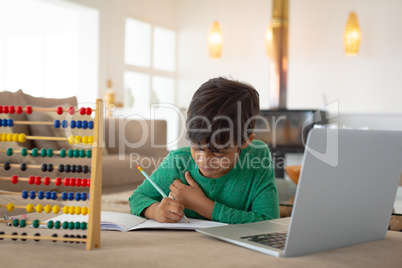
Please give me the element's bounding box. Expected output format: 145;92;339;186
1;213;402;268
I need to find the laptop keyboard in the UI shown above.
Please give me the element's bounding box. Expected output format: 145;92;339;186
240;232;287;250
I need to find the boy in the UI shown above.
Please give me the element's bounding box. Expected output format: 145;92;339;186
129;77;279;224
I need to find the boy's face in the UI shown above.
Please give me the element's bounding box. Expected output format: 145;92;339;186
190;145;240;178
190;136;253;178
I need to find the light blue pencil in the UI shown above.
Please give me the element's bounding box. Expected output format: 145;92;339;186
136;165;190;223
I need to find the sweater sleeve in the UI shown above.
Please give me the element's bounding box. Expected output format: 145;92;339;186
129;152;180;217
211;161;279;224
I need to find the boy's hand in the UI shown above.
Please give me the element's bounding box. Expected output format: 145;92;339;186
144;198;185;223
169;171;214;219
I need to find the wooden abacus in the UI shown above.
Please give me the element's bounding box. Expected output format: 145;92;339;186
0;99;103;250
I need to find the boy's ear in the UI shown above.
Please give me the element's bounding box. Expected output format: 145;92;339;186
240;133;255;149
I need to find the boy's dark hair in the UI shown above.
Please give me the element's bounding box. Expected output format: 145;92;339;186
186;77;260;151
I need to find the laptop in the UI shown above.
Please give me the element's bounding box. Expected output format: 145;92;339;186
196;129;402;257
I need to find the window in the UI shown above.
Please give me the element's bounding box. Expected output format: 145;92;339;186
0;0;99;104
124;18;177;110
123;18;178;149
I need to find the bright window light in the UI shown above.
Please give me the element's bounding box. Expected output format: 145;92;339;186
125;18;152;68
153;76;175;104
0;0;99;104
124;71;151;110
153;27;176;72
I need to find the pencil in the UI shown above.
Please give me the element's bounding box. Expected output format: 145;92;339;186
136;165;190;223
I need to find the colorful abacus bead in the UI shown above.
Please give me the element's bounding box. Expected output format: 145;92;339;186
31;148;38;157
88;121;94;129
9;106;15;114
51;234;58;243
20;219;26;228
55;177;62;186
40;148;47;157
81;207;88;215
20;163;27;171
44;204;52;213
16;106;23;114
79;107;86;115
68;106;75;115
26;204;34;213
35;204;43;213
21;148;28;156
43;176;50;185
21;232;27;241
62;120;68;128
28;176;35;184
29;190;36;199
35;233;42;241
11;232;18;241
12;219;19;227
69;206;75;215
52;205;60;214
41;163;47;172
47;220;54;229
63;206;69;214
68;135;75;145
86;107;92;115
18;133;26;143
60;149;66;158
54;221;61;229
6;148;12;156
7;203;14;211
37;191;44;200
32;219;40;228
25;105;32;114
81;192;87;201
11;175;18;184
70;120;76;128
56;106;63;115
22;190;28;199
54;119;61;128
4;162;11;170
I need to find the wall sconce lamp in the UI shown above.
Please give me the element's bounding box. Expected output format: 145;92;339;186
208;21;223;59
344;11;361;56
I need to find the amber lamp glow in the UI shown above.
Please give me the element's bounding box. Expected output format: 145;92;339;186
343;11;361;56
208;21;223;58
265;22;273;58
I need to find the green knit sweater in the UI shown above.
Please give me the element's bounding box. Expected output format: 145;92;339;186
129;140;279;224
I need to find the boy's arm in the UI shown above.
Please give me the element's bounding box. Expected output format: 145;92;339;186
169;171;214;219
169;166;279;224
129;152;185;221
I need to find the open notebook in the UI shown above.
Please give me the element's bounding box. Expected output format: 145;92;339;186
44;211;227;232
